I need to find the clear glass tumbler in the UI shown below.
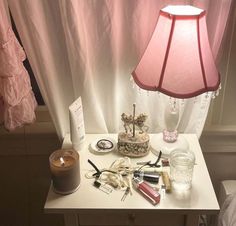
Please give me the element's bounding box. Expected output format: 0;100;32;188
169;149;195;191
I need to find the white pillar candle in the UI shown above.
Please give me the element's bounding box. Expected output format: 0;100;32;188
49;149;80;195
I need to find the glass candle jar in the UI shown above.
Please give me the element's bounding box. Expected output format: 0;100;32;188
49;149;80;195
169;149;195;191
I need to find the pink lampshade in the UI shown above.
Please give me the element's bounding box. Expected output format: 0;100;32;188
132;5;220;99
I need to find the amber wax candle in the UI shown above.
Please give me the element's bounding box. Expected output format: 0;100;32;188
49;149;80;194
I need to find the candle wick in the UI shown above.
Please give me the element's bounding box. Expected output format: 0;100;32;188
60;157;65;166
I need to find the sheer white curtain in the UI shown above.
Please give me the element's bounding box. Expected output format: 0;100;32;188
8;0;232;140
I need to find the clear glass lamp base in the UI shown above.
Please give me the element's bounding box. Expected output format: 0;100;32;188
151;133;189;158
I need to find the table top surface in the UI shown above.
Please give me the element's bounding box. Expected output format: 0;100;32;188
44;133;219;214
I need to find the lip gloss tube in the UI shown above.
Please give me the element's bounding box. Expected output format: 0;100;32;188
132;178;160;205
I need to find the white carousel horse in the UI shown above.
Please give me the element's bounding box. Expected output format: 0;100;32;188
121;113;148;134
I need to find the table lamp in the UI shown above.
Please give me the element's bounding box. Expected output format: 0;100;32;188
132;5;220;156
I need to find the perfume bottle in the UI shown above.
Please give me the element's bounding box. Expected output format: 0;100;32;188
132;178;160;205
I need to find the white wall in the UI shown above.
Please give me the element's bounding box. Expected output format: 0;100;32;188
201;2;236;196
206;2;236;129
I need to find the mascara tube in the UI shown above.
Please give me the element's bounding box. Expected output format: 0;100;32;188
132;178;160;205
133;170;160;183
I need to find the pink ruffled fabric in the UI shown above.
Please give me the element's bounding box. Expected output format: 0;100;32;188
0;2;37;131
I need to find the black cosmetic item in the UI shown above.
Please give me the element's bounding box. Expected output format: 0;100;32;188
133;170;160;183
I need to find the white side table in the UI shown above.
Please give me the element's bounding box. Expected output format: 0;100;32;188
44;133;219;226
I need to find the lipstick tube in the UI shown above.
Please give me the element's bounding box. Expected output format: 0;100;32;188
132;178;160;205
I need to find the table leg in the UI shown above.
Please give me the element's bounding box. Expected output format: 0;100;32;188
185;214;199;226
64;213;79;226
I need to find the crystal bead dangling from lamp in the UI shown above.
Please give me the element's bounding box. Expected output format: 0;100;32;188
130;76;136;89
212;83;221;99
138;87;141;95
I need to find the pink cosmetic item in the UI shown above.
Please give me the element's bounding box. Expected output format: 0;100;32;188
132;178;160;205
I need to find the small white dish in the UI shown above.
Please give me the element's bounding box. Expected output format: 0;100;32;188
90;137;117;153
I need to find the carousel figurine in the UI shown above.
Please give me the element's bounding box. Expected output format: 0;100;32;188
117;103;150;157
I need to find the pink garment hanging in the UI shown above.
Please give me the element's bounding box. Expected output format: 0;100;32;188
0;1;37;130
